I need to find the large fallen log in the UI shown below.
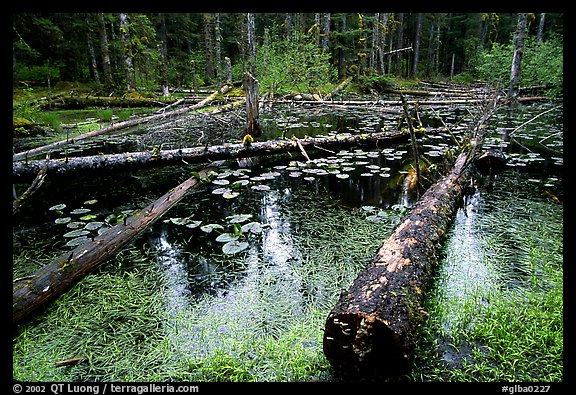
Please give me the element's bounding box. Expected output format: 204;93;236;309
322;97;500;379
13;166;217;326
13;130;418;182
13;84;234;162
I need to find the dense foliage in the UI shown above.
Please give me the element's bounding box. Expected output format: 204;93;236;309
13;13;563;96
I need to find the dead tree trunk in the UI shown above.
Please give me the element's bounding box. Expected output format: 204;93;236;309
13;167;217;326
323;97;500;379
13;130;420;182
243;71;262;139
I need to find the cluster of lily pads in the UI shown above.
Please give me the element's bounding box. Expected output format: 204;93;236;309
49;200;135;248
164;212;269;255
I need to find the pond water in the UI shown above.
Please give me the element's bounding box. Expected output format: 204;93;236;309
12;100;563;382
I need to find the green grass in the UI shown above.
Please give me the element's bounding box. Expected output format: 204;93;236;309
407;178;563;382
12;190;396;382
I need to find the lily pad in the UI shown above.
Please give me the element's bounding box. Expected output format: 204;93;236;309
227;214;253;223
222;240;249;255
185;220;202;229
241;221;263;234
70;208;92;215
67;221;86;229
251;184;271;191
232;179;250;188
49;203;67;211
216;233;239;243
63;229;90;238
212;179;230;185
66;236;90;247
55;217;72;225
222;190;240;199
212;187;228;195
84;221;105;231
200;224;225;233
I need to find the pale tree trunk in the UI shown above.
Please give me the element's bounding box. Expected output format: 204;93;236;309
96;13;114;92
537;13;546;43
203;14;215;81
314;13;321;48
480;13;489;49
370;13;379;71
190;59;198;94
395;13;404;76
243;72;261;138
285;13;292;37
119;13;135;91
322;13;331;51
247;13;256;73
412;13;422;79
225;57;232;84
85;14;100;86
214;13;223;89
378;13;390;75
357;13;366;78
158;13;170;97
509;13;528;101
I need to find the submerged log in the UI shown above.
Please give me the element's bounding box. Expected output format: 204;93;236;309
323;97;500;379
13;167;217;326
13;130;417;182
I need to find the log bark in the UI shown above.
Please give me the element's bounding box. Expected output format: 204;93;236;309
322;97;500;379
13;167;217;326
13;84;234;162
13;130;417;182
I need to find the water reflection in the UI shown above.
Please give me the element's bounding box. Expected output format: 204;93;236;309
159;188;306;358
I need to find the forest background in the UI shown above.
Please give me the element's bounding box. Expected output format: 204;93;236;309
12;12;564;111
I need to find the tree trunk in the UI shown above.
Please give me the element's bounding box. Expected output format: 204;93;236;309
85;15;100;86
412;13;422;79
509;13;528;101
158;13;170;97
243;71;261;138
214;13;223;89
13;167;217;326
96;13;114;92
13;129;415;182
322;97;500;379
120;13;136;92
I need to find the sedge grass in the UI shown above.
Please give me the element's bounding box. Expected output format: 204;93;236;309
407;175;563;382
12;186;397;382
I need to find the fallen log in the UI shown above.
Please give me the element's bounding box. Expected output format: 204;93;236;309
13;166;217;326
324;76;353;100
13;84;234;162
13;130;418;182
322;97;500;379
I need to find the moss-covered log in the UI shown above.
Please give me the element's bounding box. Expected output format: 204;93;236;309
13;130;418;182
13;167;216;326
323;152;470;378
323;97;500;379
39;95;177;110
